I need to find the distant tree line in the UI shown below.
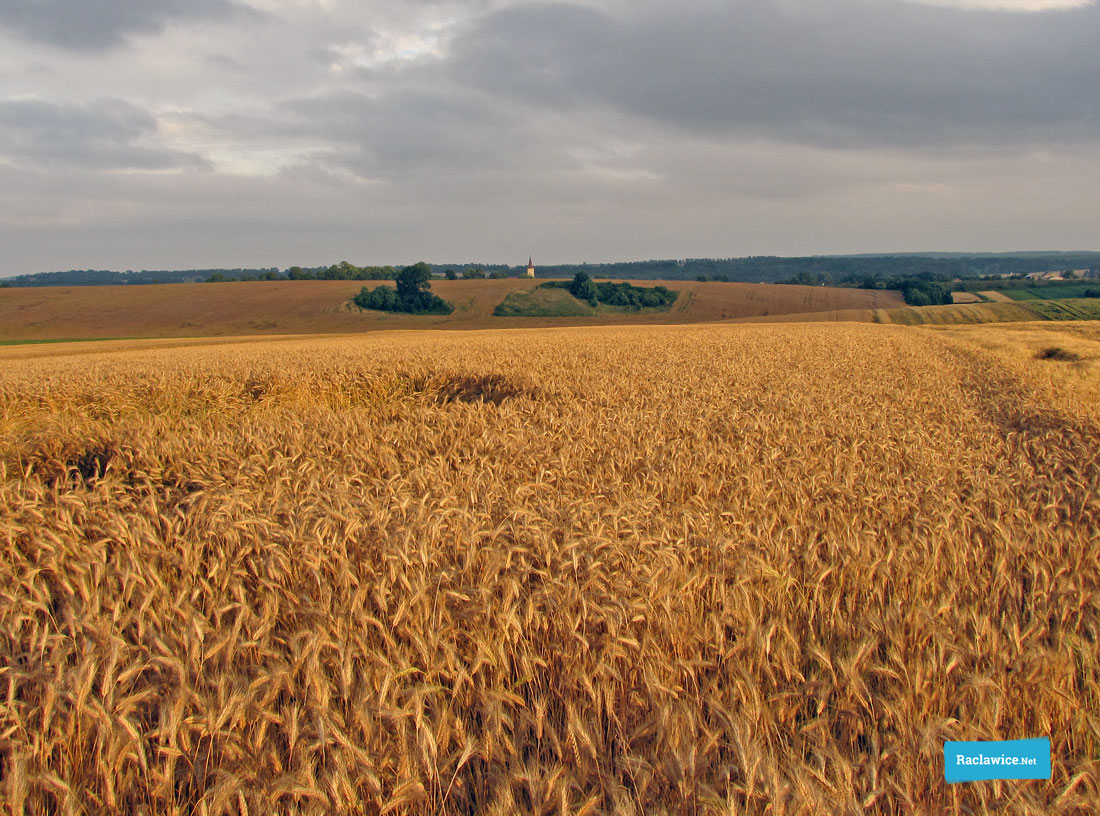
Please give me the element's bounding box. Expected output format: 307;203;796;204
525;254;1100;284
4;253;1099;288
285;261;396;280
2;268;283;286
0;261;528;287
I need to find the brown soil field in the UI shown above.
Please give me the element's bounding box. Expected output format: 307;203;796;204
730;307;882;324
0;279;905;341
979;290;1015;303
2;322;1098;814
950;291;984;304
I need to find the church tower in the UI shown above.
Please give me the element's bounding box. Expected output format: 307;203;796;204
526;256;535;278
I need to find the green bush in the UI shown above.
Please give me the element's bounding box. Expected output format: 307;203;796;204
902;281;951;306
551;274;679;309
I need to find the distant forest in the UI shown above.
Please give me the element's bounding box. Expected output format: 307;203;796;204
3;253;1099;288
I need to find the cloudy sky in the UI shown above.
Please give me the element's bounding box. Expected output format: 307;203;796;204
1;0;1097;274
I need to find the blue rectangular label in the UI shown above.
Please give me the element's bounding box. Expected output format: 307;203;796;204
944;738;1051;783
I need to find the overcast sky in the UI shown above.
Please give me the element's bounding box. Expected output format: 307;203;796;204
1;0;1097;274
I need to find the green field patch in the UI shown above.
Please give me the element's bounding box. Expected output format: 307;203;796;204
494;286;598;317
1025;298;1100;321
996;284;1100;301
494;280;679;317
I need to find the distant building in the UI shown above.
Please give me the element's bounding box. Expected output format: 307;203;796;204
526;257;535;278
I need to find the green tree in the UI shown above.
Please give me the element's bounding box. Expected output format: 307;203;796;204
464;266;486;279
367;285;398;310
905;287;931;306
397;262;433;300
445;269;457;280
569;271;599;304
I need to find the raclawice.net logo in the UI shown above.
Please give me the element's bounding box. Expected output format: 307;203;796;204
944;738;1052;783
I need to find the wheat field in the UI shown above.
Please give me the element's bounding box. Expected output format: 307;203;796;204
1;322;1098;815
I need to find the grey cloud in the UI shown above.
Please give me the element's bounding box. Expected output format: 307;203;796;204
0;0;258;50
283;88;513;178
446;0;1100;149
0;98;209;170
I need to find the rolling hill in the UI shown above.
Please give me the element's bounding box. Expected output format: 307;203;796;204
0;279;905;341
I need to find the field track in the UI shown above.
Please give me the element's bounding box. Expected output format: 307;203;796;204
2;322;1098;814
0;279;904;341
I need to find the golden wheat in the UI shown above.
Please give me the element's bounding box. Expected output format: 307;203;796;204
1;322;1098;815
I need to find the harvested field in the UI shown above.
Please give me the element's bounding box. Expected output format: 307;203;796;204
876;301;1043;326
950;291;984;304
0;280;906;341
979;291;1016;303
2;323;1098;815
658;281;904;323
729;301;1041;327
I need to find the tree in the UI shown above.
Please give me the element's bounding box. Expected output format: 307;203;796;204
365;285;397;311
569;271;599;304
464;266;485;279
445;269;457;280
397;262;433;300
905;287;931;307
206;272;227;282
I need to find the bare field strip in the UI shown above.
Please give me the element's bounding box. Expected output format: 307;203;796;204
730;302;1040;327
950;292;984;304
730;307;880;324
2;323;1098;815
876;301;1042;326
0;280;905;341
979;290;1015;303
